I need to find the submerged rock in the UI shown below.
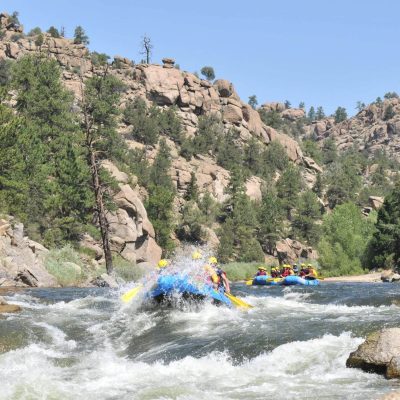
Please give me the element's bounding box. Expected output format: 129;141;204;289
0;304;21;313
346;328;400;378
379;392;400;399
0;296;22;313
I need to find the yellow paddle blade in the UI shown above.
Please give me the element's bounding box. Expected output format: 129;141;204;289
245;279;253;285
225;293;254;309
121;285;143;303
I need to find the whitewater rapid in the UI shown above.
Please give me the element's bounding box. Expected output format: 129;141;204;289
1;283;400;399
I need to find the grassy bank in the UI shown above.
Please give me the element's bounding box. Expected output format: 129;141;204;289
222;262;267;281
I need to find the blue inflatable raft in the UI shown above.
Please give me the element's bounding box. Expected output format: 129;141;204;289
251;275;319;286
147;274;232;307
281;275;319;286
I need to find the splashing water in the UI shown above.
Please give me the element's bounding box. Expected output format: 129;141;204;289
1;262;400;399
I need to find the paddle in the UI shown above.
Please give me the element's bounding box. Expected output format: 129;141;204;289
225;292;254;309
245;279;253;285
121;284;143;303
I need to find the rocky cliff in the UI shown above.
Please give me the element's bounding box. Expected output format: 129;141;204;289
310;99;400;161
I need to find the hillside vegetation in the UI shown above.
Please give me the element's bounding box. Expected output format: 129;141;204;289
0;11;400;278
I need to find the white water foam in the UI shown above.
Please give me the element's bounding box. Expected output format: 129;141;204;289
0;332;391;400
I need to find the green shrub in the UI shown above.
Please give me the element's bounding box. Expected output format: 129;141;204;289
44;245;85;286
222;262;265;281
318;203;376;276
78;246;98;259
28;27;42;36
113;255;146;281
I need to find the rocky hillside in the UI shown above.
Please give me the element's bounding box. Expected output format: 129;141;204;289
1;11;399;284
0;13;321;249
309;99;400;161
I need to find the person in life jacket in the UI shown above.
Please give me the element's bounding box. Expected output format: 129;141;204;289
156;259;169;273
270;267;280;278
299;263;308;277
255;266;267;276
192;250;202;261
281;265;293;277
305;264;318;279
207;256;230;293
293;264;299;275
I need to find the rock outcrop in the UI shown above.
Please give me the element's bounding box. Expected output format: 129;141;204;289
0;296;21;313
346;328;400;378
275;238;318;265
0;217;58;288
381;270;400;283
95;161;162;267
311;99;400;163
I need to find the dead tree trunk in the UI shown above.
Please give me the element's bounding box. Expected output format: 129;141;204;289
82;93;113;275
88;145;113;274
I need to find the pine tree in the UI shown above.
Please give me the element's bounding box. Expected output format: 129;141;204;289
47;26;60;38
257;189;284;254
292;191;322;245
244;138;263;176
248;95;258;109
316;106;325;120
322;138;337;165
312;173;323;198
200;66;215;81
11;55;92;244
276;164;302;220
81;74;125;273
307;106;316;121
334;106;347;123
146;139;176;253
367;182;400;270
218;165;264;262
184;172;199;202
74;26;89;45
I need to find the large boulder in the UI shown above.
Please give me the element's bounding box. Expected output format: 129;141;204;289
381;270;400;283
267;129;303;163
369;196;384;210
0;218;58;288
245;176;262;202
275;238;318;265
281;108;305;121
303;156;323;174
110;184;161;266
346;328;400;378
261;102;286;113
213;79;235;98
136;64;184;106
241;104;265;137
222;103;243;123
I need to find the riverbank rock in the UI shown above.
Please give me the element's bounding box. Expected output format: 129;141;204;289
346;328;400;378
90;273;118;288
0;217;58;288
381;270;400;283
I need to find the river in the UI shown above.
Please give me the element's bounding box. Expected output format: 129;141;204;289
1;282;400;399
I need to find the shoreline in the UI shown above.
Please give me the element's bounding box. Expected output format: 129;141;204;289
323;272;382;283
